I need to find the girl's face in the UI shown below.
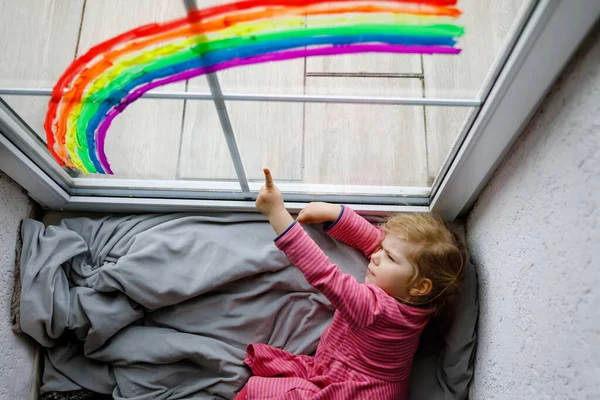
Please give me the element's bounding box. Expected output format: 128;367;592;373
366;234;416;300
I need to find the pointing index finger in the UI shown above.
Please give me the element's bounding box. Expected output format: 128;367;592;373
263;168;273;188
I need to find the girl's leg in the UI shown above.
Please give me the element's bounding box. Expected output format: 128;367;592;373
233;385;248;400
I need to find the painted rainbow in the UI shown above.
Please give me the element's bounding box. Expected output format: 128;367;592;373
45;0;464;174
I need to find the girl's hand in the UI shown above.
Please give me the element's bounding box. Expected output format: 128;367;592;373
256;168;295;235
297;202;342;225
256;168;284;218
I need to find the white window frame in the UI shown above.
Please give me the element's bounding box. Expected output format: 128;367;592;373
1;0;598;220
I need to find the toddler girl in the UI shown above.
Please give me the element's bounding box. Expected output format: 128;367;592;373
235;169;466;400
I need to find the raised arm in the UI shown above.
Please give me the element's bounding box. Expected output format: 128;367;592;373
323;206;384;258
275;222;384;328
297;203;384;258
256;170;383;328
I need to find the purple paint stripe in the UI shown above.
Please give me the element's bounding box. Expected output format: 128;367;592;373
96;43;460;172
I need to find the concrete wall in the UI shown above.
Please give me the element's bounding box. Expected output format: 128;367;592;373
466;27;599;400
0;170;36;399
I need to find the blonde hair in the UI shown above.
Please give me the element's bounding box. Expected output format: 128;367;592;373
383;212;467;314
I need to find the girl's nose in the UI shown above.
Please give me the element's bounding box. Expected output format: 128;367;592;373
371;251;380;265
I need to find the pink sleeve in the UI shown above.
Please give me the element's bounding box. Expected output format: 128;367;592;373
275;223;383;328
324;206;385;258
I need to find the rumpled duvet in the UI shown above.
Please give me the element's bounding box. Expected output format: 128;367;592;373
19;213;369;399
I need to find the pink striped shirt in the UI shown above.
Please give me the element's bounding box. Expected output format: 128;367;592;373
244;206;434;399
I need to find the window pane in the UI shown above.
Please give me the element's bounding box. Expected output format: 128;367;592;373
421;0;535;99
302;76;426;187
226;100;473;191
3;94;238;184
300;77;474;187
218;0;533;99
180;100;302;182
1;0;534;101
6;92;472;191
304;103;428;187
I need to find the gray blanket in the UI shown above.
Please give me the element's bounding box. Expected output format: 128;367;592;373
18;213;477;399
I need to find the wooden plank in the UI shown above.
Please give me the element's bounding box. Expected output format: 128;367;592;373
0;0;84;142
76;0;188;179
304;76;428;186
306;54;423;76
179;0;305;182
423;0;528;181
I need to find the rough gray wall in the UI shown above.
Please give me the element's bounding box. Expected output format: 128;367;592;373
466;28;599;400
0;171;36;399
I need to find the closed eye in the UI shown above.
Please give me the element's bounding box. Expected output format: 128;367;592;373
381;244;397;263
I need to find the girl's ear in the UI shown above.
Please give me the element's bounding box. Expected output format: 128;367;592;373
409;278;432;297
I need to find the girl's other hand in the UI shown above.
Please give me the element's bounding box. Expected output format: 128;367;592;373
256;168;285;218
297;202;342;224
